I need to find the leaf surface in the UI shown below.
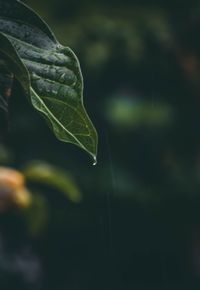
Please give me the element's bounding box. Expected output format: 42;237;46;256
0;0;98;161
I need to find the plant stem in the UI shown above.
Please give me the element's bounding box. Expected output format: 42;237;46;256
0;72;14;141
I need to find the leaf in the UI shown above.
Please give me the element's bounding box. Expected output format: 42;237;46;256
0;0;98;162
23;161;82;203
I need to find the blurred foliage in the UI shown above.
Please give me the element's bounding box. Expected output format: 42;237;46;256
0;167;31;211
1;0;200;289
105;94;174;130
0;144;13;164
23;161;82;203
0;161;82;237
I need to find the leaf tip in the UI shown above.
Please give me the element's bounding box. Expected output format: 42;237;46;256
92;155;97;166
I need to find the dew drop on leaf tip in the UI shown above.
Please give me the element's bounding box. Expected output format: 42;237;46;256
93;156;97;166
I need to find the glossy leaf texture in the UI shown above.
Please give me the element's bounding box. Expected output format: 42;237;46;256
0;0;98;162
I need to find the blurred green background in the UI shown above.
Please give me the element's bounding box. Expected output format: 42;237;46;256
1;0;200;289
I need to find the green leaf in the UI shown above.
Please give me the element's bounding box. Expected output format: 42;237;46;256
0;0;98;162
23;161;82;203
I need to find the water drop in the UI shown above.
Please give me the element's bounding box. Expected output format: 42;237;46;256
93;156;97;166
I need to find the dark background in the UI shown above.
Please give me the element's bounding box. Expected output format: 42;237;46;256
1;0;200;289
